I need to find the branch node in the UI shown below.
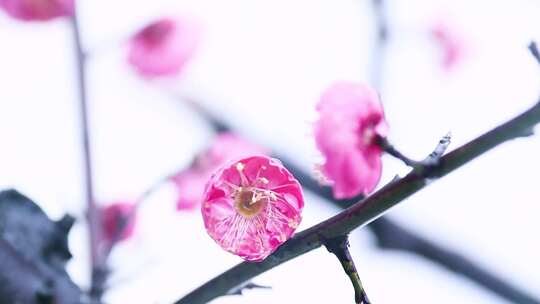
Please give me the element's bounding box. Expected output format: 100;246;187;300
226;281;271;296
422;132;452;166
324;235;371;304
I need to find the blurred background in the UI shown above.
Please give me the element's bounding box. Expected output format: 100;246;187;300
0;0;539;303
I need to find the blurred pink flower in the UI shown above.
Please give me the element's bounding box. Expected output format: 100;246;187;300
101;202;136;244
174;170;209;211
0;0;73;21
202;155;304;262
314;82;388;199
172;133;268;210
127;16;201;78
430;20;465;70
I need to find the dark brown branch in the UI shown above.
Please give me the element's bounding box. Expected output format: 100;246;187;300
325;235;371;304
175;96;540;304
280;150;540;304
376;136;422;167
69;12;104;303
176;93;539;303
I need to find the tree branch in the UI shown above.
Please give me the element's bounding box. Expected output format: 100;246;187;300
280;138;540;304
175;93;539;303
174;96;540;304
325;235;371;304
69;11;104;303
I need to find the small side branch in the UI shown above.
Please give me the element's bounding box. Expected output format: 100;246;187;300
69;9;104;303
325;235;371;304
377;133;452;171
376;136;421;167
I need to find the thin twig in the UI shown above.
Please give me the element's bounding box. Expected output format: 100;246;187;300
174;96;540;304
375;136;422;167
69;11;104;303
376;133;452;170
325;235;370;304
178;94;231;133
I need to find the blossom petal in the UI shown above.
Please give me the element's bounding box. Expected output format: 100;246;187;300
314;82;387;199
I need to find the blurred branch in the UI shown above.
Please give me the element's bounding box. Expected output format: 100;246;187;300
528;41;540;66
69;12;104;303
325;235;371;304
174;95;540;304
370;0;388;89
370;218;540;304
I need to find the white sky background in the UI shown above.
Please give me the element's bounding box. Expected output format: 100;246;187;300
0;0;540;303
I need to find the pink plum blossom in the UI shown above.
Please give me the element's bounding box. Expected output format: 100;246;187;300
202;155;304;262
430;20;465;70
0;0;73;21
172;133;268;210
314;82;388;199
101;202;136;244
127;16;200;78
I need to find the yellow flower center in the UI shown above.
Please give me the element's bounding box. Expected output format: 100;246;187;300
234;188;268;218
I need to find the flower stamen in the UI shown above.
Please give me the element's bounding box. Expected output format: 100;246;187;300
236;162;250;187
234;188;269;218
